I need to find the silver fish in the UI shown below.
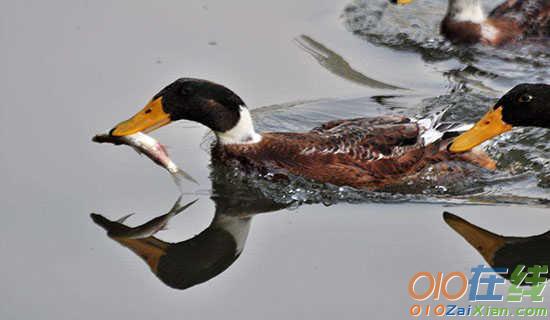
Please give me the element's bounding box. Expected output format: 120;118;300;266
91;197;198;239
92;132;198;187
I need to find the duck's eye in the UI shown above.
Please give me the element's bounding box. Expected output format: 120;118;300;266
145;109;152;114
518;94;533;103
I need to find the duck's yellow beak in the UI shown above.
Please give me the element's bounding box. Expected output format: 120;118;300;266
110;97;171;136
449;106;512;153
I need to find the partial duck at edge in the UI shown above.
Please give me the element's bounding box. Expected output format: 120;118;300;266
450;83;550;152
394;0;550;46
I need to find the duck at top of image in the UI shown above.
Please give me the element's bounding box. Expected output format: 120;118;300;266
450;83;550;152
105;78;500;192
392;0;550;46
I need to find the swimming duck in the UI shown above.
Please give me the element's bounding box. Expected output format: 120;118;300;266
393;0;550;46
108;78;496;190
450;83;550;152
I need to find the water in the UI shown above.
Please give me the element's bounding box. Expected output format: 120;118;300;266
1;0;549;319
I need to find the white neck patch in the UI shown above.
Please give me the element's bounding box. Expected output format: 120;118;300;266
216;106;262;145
447;0;485;23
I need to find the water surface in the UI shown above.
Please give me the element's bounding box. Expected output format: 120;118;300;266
1;0;549;319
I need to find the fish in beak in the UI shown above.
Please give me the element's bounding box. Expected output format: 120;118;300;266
449;106;513;153
110;97;171;136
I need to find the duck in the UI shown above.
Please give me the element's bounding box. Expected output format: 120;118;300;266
444;211;550;280
92;205;253;290
108;78;496;190
91;204;252;290
450;83;550;152
91;172;289;290
393;0;550;46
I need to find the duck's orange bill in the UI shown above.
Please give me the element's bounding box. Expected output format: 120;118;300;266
449;106;512;153
110;97;171;136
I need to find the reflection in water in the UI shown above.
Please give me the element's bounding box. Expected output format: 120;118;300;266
91;197;197;239
91;167;289;290
444;212;550;280
295;35;404;90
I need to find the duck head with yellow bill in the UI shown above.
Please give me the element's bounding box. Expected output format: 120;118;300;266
450;83;550;153
110;78;261;145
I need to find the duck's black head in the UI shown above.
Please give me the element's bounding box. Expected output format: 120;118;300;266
450;83;550;152
497;84;550;128
110;78;260;144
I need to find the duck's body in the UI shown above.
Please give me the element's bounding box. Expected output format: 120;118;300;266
108;78;496;191
440;0;550;45
214;115;494;189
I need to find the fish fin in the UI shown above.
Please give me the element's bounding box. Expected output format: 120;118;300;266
116;213;135;223
172;169;199;187
158;143;170;156
168;197;199;217
155;198;198;233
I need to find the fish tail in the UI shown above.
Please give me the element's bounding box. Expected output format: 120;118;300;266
171;169;199;188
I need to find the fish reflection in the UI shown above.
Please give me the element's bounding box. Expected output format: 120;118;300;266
295;35;404;90
444;211;550;280
91;197;197;239
91;171;288;290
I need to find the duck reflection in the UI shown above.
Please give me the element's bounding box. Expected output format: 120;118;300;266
443;211;550;280
91;169;289;290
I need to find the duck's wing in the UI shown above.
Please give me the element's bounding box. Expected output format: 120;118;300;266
309;115;422;159
311;115;411;133
489;0;550;36
308;114;493;172
311;113;471;151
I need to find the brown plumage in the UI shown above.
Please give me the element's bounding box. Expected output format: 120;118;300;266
440;0;550;46
213;116;495;190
